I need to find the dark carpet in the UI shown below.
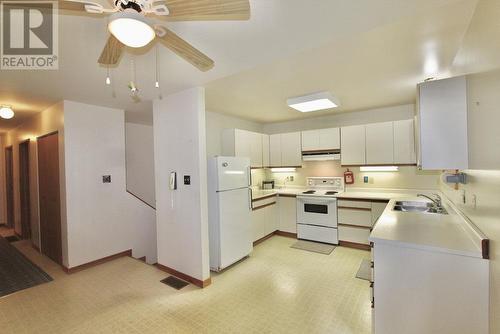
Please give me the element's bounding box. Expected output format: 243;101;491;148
0;237;53;297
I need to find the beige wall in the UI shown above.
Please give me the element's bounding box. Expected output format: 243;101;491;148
467;69;500;169
125;122;156;208
1;103;66;256
267;161;439;190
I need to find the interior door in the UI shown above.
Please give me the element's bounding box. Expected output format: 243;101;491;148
19;140;31;239
37;132;62;265
4;146;14;228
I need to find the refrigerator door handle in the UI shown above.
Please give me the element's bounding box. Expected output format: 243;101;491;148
247;166;252;186
248;188;253;211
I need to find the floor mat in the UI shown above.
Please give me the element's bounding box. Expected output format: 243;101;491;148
160;276;189;290
355;259;371;281
0;237;53;297
290;240;336;255
5;235;20;243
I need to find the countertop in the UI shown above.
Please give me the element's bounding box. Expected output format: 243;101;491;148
369;197;486;259
251;187;304;201
251;186;486;259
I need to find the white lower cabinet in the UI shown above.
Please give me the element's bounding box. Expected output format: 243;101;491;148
337;199;388;246
338;226;371;244
251;197;278;242
372;242;489;334
251;207;266;242
278;196;297;234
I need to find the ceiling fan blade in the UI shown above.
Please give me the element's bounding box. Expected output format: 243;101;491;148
162;0;250;21
157;28;214;71
98;35;124;65
59;1;87;11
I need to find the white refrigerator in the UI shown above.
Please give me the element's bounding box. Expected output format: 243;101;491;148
208;156;252;272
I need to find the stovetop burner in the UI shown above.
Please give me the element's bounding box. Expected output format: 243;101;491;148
302;190;316;194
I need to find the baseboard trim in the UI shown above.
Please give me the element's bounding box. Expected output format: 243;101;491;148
253;232;275;246
339;240;371;251
155;263;211;288
137;256;146;262
31;242;40;252
63;249;132;274
274;230;297;239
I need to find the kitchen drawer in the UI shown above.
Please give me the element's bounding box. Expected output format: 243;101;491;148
338;208;372;227
338;225;371;245
297;224;338;244
337;199;372;209
252;195;277;210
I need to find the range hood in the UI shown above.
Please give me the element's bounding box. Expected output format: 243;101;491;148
302;150;341;161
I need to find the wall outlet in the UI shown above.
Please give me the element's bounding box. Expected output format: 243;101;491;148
102;175;111;183
289;176;294;182
184;175;191;185
363;176;369;183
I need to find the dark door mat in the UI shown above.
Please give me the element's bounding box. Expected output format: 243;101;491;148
5;235;20;243
161;276;189;290
0;237;53;297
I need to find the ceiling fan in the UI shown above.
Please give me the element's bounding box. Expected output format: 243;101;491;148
60;0;251;71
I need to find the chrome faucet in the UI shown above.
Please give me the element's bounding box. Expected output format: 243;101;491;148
417;193;442;208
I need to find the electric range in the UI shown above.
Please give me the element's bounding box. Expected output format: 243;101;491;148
296;177;344;244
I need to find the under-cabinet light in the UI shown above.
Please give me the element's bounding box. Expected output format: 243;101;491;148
270;168;296;173
360;166;399;172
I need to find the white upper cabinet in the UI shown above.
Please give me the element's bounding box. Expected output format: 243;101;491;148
301;128;340;151
281;132;302;166
269;134;282;167
222;129;262;168
341;125;366;165
393;119;416;164
262;134;270;167
366;122;394;165
301;130;320;151
418;76;468;170
319;128;340;150
249;131;263;168
269;132;302;167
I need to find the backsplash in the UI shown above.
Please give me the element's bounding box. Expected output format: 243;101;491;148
263;161;440;190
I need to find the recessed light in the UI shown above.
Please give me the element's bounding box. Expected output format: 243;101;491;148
287;92;340;113
0;105;14;119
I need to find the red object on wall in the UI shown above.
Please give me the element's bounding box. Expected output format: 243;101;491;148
344;169;354;184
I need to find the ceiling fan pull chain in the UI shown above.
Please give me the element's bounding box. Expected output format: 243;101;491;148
155;45;160;89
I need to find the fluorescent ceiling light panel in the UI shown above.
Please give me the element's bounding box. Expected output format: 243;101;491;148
360;166;399;172
287;92;340;113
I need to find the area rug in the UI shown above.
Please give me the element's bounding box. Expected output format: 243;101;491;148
355;258;372;281
290;240;336;255
0;237;53;297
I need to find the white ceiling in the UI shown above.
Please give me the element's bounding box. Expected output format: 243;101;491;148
1;0;499;131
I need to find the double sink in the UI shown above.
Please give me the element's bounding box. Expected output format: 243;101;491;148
392;201;448;215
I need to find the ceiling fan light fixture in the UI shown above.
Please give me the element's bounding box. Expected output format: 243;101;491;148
0;105;14;119
108;10;155;48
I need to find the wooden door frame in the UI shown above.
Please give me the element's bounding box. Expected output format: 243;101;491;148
19;139;31;239
4;145;14;228
37;131;62;265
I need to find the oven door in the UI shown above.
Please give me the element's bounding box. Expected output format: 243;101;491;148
296;196;337;228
